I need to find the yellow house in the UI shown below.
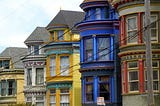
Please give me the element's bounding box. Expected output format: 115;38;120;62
0;47;27;106
45;10;84;106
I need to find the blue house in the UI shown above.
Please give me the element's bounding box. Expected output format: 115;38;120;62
76;0;121;106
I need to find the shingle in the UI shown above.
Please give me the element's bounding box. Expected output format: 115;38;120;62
0;47;28;69
24;27;50;44
82;0;107;3
46;10;85;33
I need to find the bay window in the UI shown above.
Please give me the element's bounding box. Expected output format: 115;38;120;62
50;57;56;76
36;68;44;85
98;37;110;61
127;16;138;44
85;77;93;102
0;60;10;69
60;88;70;106
84;38;93;62
50;89;56;106
128;61;139;92
60;56;70;76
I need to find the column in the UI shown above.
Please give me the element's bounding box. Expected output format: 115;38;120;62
80;39;84;63
121;15;126;45
32;67;36;86
82;77;85;104
139;59;144;93
124;61;128;93
110;36;114;60
93;35;97;61
93;76;98;103
111;76;115;102
138;12;142;43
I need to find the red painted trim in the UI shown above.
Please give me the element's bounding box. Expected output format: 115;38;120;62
121;16;126;46
138;12;142;43
119;18;122;46
124;61;128;93
139;59;144;93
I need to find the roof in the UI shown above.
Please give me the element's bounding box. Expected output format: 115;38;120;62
0;47;28;69
82;0;108;3
46;10;85;33
24;27;50;44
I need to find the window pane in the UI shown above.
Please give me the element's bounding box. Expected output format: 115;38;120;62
86;84;93;101
1;81;6;96
153;81;158;90
129;82;139;91
60;56;70;76
36;102;44;106
98;38;110;61
128;17;137;30
36;68;44;85
128;62;138;68
50;89;56;106
86;77;93;82
84;38;93;62
50;57;56;76
57;30;64;41
151;29;157;41
99;83;110;100
60;89;70;106
128;31;138;43
129;71;138;81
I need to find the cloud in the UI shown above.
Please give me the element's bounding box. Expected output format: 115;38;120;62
0;0;83;53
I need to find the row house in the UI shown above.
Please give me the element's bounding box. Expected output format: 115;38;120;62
76;0;121;106
45;10;84;106
0;47;27;105
112;0;160;106
22;27;50;105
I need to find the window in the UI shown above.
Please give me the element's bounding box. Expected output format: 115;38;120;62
36;96;44;106
85;77;93;102
86;10;91;21
1;80;16;96
150;15;158;41
57;30;64;41
104;7;109;19
144;61;159;91
50;89;56;106
127;16;138;43
60;56;70;76
8;80;14;95
50;57;56;76
84;38;93;62
51;31;54;41
36;68;44;85
60;88;70;106
34;45;39;55
28;46;31;54
143;15;158;42
27;69;32;85
95;8;101;20
26;97;32;105
98;37;110;61
0;60;10;69
98;76;110;101
1;81;6;96
128;61;139;92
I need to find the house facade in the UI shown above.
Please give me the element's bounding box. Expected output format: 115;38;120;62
112;0;160;106
76;0;121;106
45;10;84;106
0;47;27;105
22;27;50;106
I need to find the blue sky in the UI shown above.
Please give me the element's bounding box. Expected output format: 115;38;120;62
0;0;82;53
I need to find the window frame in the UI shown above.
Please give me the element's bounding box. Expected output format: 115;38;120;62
84;37;93;62
85;77;94;102
60;88;70;106
126;16;138;44
50;56;56;77
50;89;56;106
95;8;101;20
27;68;32;86
60;56;70;76
127;61;139;92
35;68;44;85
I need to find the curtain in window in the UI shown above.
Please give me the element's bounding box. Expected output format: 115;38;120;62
60;56;70;76
60;89;70;106
98;38;110;61
95;8;101;20
27;69;32;85
36;68;44;85
1;81;6;96
50;57;56;76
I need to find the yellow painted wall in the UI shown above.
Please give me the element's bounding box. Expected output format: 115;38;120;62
72;53;81;106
